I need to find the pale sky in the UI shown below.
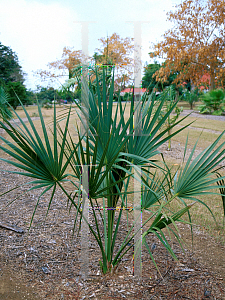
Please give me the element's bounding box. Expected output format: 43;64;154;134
0;0;180;91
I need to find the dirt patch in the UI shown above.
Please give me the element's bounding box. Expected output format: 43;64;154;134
0;267;38;300
177;224;225;280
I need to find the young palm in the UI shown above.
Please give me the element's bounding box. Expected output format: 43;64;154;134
0;67;224;275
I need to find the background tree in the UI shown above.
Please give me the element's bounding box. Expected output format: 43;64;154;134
93;51;104;65
182;87;201;109
0;42;25;84
0;41;29;108
36;48;87;101
142;62;180;93
5;81;28;109
96;33;134;66
36;48;87;84
151;0;225;91
26;89;36;105
36;87;61;105
95;33;136;89
48;47;86;79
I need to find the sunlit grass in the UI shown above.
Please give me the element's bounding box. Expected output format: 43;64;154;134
177;116;224;132
172;127;224;149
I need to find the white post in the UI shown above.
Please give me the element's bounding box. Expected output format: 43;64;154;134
133;167;142;279
80;165;89;279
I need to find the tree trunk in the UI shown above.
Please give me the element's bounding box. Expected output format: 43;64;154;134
175;90;179;102
190;78;195;91
210;70;215;91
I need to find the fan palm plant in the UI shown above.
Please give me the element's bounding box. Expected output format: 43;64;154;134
0;67;224;275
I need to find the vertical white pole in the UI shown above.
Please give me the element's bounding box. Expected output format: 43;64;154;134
78;22;91;279
80;165;89;279
133;167;142;279
133;22;143;278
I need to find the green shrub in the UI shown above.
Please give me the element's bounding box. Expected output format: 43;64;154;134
41;98;53;109
183;88;200;109
199;89;225;115
43;103;52;109
121;92;132;102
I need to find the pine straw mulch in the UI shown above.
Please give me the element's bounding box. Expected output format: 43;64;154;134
0;161;225;300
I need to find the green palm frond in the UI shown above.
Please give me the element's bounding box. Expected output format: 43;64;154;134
0;86;12;119
174;132;225;199
172;132;225;225
0;101;74;224
214;171;225;224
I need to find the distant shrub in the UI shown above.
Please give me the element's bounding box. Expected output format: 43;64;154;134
183;88;201;109
198;89;225;115
43;103;52;109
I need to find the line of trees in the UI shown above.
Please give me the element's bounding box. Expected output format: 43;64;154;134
38;0;224;100
1;0;224;112
35;33;138;101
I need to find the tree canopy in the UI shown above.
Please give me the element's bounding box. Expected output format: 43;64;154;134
37;47;86;82
0;42;30;109
48;47;86;79
0;42;25;84
95;33;134;67
151;0;225;90
142;62;178;93
36;33;136;92
95;33;135;89
5;81;28;109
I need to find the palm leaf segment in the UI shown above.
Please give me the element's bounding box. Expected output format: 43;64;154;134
0;102;72;189
0;86;12;120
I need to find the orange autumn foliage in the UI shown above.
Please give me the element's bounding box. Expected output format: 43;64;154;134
48;48;88;79
151;0;225;91
36;48;88;81
96;33;138;89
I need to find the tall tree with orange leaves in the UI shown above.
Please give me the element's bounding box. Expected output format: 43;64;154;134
36;47;87;82
95;33;136;89
151;0;225;91
48;47;87;79
36;34;136;91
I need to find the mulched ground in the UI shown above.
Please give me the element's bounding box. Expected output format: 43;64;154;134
0;160;225;300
